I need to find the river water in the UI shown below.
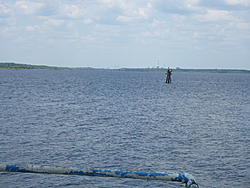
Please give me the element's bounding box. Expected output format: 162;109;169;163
0;70;249;188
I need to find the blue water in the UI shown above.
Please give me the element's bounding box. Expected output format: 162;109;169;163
0;70;249;188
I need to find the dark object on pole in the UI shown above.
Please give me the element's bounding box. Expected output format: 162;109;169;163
166;67;172;83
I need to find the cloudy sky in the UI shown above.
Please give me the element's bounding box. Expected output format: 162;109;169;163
0;0;249;69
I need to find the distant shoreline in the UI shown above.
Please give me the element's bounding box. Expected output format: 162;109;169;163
1;62;249;74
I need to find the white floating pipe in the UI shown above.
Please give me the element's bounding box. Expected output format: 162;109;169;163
0;164;198;188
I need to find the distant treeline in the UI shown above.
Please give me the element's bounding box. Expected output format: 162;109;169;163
169;68;250;74
1;62;249;74
121;68;250;74
0;63;70;70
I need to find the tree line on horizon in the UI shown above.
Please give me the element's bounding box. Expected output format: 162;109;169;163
0;62;249;74
0;63;69;70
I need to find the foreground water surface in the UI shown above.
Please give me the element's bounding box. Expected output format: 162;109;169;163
0;70;249;187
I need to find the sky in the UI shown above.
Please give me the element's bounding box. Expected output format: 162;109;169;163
0;0;250;69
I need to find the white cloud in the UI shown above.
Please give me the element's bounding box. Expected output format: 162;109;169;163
151;19;166;26
116;15;133;22
154;0;203;15
146;29;170;38
100;0;152;23
61;4;86;19
225;0;250;6
229;22;250;29
83;18;93;24
115;3;153;23
66;22;74;27
138;3;152;19
81;35;96;41
0;26;14;37
100;0;134;11
43;19;64;27
197;9;239;22
25;25;39;31
0;3;12;18
14;1;44;15
12;36;26;43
